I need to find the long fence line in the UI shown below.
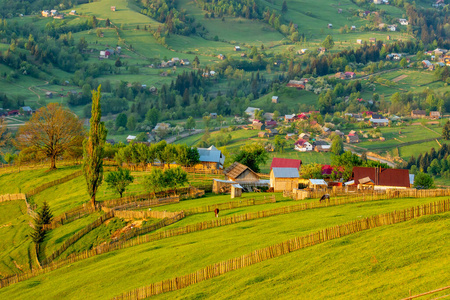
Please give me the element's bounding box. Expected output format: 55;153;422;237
110;196;180;211
40;212;115;266
1;193;448;290
104;208;182;220
101;187;204;208
184;196;276;215
113;199;450;299
300;188;450;200
0;160;81;175
26;170;83;197
0;193;26;203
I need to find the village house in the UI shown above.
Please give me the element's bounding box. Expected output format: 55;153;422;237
295;139;313;152
370;117;389;126
234;46;241;51
197;145;225;170
284;114;296;122
421;60;432;69
154;122;170;131
180;59;190;66
266;128;279;137
46;92;53;98
217;54;226;60
272;96;278;103
263;112;274;121
209;113;217;119
387;25;396;32
299;132;310;141
286;80;305;89
69;10;77;15
327;23;333;28
398;19;408;25
430;111;441;119
265;120;277;129
111;6;116;11
386;53;402;60
352;166;410;189
126;135;136;143
411;110;427;118
334;130;345;138
21;106;33;115
314;140;331;152
373;0;383;4
357;39;363;44
351;25;356;30
318;47;326;54
270;168;299;192
252;120;265;130
42;10;50;17
346;133;360;143
224;162;259;182
244;107;260;121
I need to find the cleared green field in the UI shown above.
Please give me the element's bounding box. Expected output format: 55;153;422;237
0;195;446;299
0;201;34;275
155;211;450;300
73;0;162;29
0;165;81;194
252;88;318;111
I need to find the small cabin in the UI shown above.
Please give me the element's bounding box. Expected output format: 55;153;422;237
111;6;116;11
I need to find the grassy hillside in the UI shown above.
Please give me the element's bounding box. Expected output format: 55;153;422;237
155;212;450;300
0;195;448;299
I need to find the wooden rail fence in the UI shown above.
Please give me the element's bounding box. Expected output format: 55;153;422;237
184;196;276;215
26;170;83;197
104;208;182;220
110;196;180;211
112;199;450;299
0;193;26;203
41;212;115;266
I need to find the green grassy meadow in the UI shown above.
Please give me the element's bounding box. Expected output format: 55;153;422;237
0;195;448;299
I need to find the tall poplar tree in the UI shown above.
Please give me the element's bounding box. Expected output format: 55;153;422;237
83;86;107;208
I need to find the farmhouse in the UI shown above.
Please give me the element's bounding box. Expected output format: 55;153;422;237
244;107;260;121
351;25;356;30
258;131;270;138
266;128;278;137
53;14;64;19
224;162;259;182
154;122;170;131
430;111;441;119
327;24;333;28
265;120;277;128
284;114;296;122
197;145;225;169
286;80;305;89
70;10;76;15
21;106;33;115
270;157;302;170
234;46;241;51
314;140;331;152
299;132;310;140
180;59;190;66
352;166;410;189
126;135;136;143
373;0;383;4
46;92;53;98
111;6;116;11
387;25;396;31
217;54;226;60
295;140;313;152
346;133;360;143
357;39;363;44
252;121;265;130
421;60;432;68
370;118;389;126
270;168;299;192
399;19;408;25
42;10;50;17
411;110;427;118
272;96;278;103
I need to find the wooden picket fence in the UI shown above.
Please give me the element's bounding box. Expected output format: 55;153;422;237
184;195;276;215
0;193;26;203
101;187;204;208
0;160;80;175
105;208;182;220
26;170;83;197
44;203;98;230
113;199;450;299
40;212;115;266
109;196;180;211
296;188;450;200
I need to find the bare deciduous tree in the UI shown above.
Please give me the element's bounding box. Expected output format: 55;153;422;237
16;103;84;169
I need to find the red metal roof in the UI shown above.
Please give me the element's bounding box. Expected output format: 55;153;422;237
270;158;302;170
352;167;410;188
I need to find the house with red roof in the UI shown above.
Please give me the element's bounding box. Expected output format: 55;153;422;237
270;158;302;170
352;166;410;189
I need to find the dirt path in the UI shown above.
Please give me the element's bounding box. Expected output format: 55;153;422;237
392;74;408;82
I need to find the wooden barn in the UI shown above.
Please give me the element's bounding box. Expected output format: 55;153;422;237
223;162;260;182
196;145;225;170
212;179;234;194
270;168;299;192
352;166;410;189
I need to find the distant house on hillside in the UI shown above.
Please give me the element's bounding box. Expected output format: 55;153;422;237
234;46;241;51
126;135;136;143
411;110;427;118
272;96;278;103
111;6;116;11
197;145;225;169
217;54;226;60
346;133;360;143
430;111;441;119
286;80;305;89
